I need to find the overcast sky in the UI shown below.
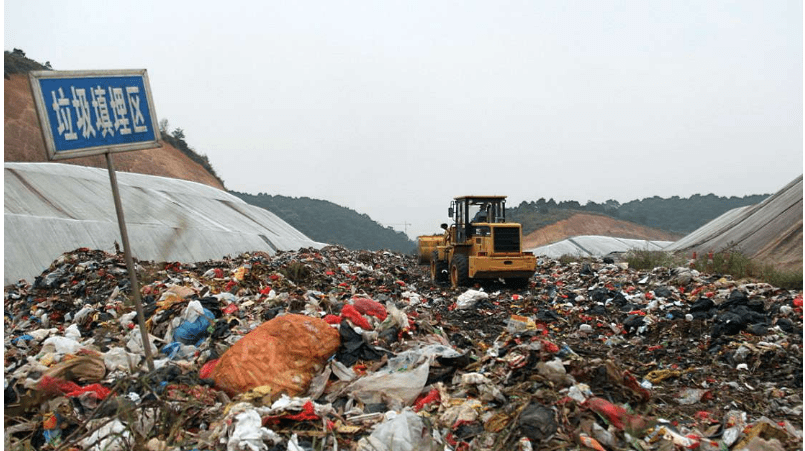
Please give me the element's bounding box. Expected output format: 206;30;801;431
5;1;803;239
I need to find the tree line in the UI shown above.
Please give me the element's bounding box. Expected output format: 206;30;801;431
158;120;226;189
231;192;416;253
509;193;769;235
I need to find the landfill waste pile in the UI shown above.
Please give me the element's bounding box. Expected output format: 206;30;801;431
4;245;803;450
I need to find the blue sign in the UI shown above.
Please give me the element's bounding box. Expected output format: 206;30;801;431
29;70;161;160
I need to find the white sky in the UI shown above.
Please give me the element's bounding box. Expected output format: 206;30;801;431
5;1;803;240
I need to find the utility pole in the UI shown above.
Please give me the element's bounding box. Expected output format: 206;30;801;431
388;222;411;234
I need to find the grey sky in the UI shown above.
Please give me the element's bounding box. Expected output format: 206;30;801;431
5;1;803;240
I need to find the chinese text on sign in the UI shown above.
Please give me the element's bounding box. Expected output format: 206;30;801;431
29;70;160;160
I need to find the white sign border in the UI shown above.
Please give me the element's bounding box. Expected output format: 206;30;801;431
29;69;162;161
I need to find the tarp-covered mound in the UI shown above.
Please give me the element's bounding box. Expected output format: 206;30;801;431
530;235;673;259
666;175;803;271
4;162;324;286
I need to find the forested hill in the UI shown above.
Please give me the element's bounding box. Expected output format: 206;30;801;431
616;194;770;232
232;192;416;254
510;193;769;236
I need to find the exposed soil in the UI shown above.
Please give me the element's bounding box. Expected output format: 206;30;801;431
523;213;685;249
3;74;225;190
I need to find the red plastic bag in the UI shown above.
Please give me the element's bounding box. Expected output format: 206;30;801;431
283;401;319;421
212;314;339;397
414;388;440;412
583;397;651;433
200;359;219;379
352;297;388;321
39;376;111;400
584;397;629;429
341;304;372;329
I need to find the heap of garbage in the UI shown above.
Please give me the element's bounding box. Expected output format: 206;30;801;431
4;246;802;450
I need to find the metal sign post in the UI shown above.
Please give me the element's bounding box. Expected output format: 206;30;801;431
30;69;162;371
105;152;155;371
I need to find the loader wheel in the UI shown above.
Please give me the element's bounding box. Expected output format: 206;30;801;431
450;254;469;288
430;251;447;283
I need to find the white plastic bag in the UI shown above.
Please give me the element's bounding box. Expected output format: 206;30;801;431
103;347;141;373
401;291;422;306
64;323;81;340
227;409;280;451
125;329;159;355
79;419;131;451
28;328;57;342
383;302;410;330
41;336;82;355
456;289;488;309
357;409;438;451
118;311;137;329
348;350;429;407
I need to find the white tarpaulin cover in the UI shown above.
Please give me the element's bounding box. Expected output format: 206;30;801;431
529;235;673;259
4;162;323;285
665;175;802;265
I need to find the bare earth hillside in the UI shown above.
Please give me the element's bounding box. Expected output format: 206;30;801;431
522;212;684;249
4;73;225;190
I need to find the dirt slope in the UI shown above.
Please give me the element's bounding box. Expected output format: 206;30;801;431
4;73;225;190
522;213;684;249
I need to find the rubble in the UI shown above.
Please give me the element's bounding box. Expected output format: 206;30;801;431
4;246;803;450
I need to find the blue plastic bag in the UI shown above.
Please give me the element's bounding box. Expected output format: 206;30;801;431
173;307;215;346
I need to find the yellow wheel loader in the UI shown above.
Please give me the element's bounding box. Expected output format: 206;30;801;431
421;195;536;288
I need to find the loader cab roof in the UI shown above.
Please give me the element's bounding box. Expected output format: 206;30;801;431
453;195;507;202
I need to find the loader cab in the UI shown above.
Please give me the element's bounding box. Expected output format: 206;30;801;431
449;196;507;243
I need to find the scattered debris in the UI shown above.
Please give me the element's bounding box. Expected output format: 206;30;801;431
4;246;803;450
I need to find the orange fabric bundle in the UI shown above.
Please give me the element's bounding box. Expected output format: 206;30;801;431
212;314;340;397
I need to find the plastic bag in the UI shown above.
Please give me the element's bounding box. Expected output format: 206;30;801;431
347;350;430;407
536;358;570;385
227;409;280;451
40;336;83;356
456;289;488;309
352;297;388;321
161;342;198;360
506;315;537;333
676;388;710;405
356;409;439;451
79;419;131;451
401;291;422;306
583;397;652;433
171;300;215;345
518;401;558;443
103;347;141;373
125;329;159;355
64;323;81;340
212;314;340;397
383;301;410;330
341;304;372;329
